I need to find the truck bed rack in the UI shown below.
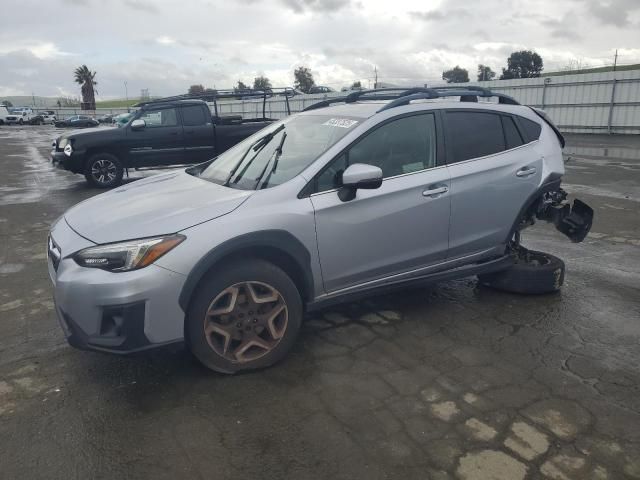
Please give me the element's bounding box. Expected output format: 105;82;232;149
303;86;520;113
135;87;297;118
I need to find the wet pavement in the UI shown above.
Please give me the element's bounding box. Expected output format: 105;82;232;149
0;126;639;479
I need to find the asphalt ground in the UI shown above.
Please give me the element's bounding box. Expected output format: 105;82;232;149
0;126;639;480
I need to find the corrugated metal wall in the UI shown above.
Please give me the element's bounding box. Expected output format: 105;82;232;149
215;69;640;135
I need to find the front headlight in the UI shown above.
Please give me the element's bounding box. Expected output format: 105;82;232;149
63;143;73;156
73;235;185;272
58;138;68;148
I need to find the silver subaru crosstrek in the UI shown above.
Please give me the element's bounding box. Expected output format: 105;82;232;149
47;87;593;373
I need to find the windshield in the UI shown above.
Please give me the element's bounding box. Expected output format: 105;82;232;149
197;114;361;190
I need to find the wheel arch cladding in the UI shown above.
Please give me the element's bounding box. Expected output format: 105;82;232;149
178;230;314;312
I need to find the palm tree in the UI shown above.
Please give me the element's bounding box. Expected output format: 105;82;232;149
74;65;97;110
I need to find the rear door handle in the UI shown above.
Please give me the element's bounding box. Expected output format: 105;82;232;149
516;166;537;177
422;185;449;197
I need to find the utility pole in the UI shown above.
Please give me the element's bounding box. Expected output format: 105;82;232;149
374;66;378;89
124;81;128;102
613;49;618;72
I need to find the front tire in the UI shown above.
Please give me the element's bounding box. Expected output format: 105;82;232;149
478;248;565;294
187;259;303;374
84;153;124;188
18;118;23;125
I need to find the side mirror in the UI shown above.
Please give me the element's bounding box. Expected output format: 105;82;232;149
130;119;145;131
338;163;383;201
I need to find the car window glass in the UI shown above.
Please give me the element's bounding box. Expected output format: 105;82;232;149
182;105;208;126
446;111;505;163
518;117;542;143
138;108;178;127
502;116;524;149
315;114;437;193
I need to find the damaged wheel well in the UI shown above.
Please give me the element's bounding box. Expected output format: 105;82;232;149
508;177;593;245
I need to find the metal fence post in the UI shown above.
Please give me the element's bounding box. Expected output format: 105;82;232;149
607;78;617;135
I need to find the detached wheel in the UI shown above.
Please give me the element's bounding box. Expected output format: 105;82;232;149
478;248;565;294
187;259;302;374
84;153;124;188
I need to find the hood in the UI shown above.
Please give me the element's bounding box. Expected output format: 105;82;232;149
58;125;119;141
64;171;252;243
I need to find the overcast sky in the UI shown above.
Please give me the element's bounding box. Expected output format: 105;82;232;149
1;0;639;100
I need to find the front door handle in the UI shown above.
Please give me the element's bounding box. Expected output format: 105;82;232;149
423;185;449;197
516;166;537;177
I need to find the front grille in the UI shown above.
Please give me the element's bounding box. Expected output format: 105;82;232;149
48;235;61;271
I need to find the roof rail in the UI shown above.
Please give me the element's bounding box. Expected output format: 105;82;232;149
303;86;520;113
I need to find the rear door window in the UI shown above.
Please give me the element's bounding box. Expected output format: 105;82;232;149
182;105;208;126
445;111;505;163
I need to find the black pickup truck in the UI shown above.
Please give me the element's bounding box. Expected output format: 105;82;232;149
51;95;282;188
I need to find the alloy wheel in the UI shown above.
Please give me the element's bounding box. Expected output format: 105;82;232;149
204;281;288;363
90;159;117;185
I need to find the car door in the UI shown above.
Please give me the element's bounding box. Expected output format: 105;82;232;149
310;112;451;293
180;105;215;163
126;106;185;167
444;110;544;259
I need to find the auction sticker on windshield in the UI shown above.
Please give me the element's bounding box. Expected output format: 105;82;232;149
322;118;359;128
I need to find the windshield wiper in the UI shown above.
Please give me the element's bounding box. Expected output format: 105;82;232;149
255;131;287;190
223;124;285;187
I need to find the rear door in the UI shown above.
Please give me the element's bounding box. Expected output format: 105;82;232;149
126;106;185;167
310;112;451;293
444;109;543;259
181;105;216;163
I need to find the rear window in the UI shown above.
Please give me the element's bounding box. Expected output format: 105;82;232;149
446;111;505;163
517;117;542;143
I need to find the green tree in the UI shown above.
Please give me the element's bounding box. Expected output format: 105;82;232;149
442;66;469;83
1;100;13;107
188;84;205;95
74;65;97;109
351;80;362;89
477;64;496;81
294;66;315;93
500;50;543;79
253;76;272;91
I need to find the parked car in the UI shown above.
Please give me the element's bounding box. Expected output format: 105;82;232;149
54;115;99;128
98;114;115;124
37;111;57;124
47;87;593;373
309;86;335;94
4;107;35;125
29;114;46;125
51;98;274;188
0;105;11;125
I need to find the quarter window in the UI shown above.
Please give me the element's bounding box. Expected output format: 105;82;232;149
315;113;437;192
501;116;524;149
518;117;542;143
446;111;505;163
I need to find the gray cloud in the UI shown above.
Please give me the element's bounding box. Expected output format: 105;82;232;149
409;8;470;21
280;0;353;13
582;0;640;26
123;0;159;13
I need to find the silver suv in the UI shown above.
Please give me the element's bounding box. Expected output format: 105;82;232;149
47;87;592;373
